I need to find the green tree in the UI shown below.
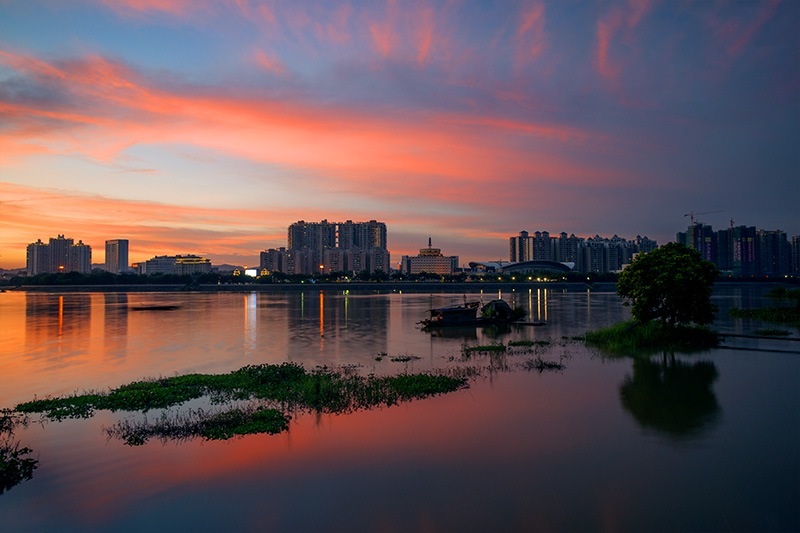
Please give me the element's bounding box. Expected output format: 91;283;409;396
617;243;718;326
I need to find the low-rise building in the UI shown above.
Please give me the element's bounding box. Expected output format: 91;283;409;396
138;254;212;275
401;239;458;275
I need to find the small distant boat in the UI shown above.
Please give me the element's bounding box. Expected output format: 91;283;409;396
130;304;181;311
419;299;527;328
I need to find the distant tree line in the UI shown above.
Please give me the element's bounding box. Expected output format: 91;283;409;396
2;268;621;286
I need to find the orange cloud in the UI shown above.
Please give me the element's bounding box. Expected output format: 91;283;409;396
0;48;638;268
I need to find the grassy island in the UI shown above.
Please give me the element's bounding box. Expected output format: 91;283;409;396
729;287;800;329
586;243;720;355
584;321;719;354
15;363;469;445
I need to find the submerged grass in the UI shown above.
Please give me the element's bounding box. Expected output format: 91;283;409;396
753;328;792;337
15;363;469;442
0;409;38;494
462;343;507;356
584;321;719;355
107;406;290;446
730;306;800;328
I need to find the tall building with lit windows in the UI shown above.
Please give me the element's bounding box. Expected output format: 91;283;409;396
266;219;390;275
105;239;130;274
26;235;92;275
137;254;212;275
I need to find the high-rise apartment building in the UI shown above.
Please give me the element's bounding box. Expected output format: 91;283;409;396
679;222;795;277
105;239;130;274
510;230;656;274
26;235;92;275
510;231;532;263
267;219;390;275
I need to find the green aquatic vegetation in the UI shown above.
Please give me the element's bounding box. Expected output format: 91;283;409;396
463;343;507;356
522;356;566;373
0;410;38;494
0;439;38;495
730;306;800;327
508;339;551;347
14;363;469;442
584;321;719;355
108;406;290;446
390;355;421;363
753;328;792;337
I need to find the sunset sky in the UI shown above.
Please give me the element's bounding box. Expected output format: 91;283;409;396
1;0;798;269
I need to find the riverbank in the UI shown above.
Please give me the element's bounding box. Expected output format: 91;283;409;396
4;281;620;293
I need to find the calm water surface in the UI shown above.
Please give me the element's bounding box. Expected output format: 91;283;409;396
0;285;797;532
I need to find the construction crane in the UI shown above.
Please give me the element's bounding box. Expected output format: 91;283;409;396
683;210;723;252
683;210;723;227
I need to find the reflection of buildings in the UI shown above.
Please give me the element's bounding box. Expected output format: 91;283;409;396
26;235;92;275
105;239;130;274
137;255;212;275
25;294;92;350
103;293;128;357
285;291;389;361
401;239;458;275
261;220;391;275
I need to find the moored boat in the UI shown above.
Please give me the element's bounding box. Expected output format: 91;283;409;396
419;299;526;328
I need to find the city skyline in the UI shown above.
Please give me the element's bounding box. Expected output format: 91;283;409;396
1;1;798;269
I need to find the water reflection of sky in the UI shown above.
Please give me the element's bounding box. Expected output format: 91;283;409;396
0;285;797;531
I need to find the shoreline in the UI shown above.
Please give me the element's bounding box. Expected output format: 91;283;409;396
5;281;612;293
2;280;790;294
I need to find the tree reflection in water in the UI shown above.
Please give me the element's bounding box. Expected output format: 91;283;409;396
619;355;720;439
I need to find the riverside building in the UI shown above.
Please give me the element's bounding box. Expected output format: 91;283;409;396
105;239;130;274
262;220;391;275
678;223;796;277
137;254;212;275
400;239;458;275
26;235;92;275
509;230;657;274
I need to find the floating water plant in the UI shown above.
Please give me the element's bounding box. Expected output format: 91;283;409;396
107;406;289;446
753;328;792;337
462;343;507;356
390;355;421;363
508;339;552;348
523;356;566;373
584;321;719;355
730;307;800;327
0;410;37;494
15;363;469;443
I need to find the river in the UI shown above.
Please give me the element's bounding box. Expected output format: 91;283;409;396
0;284;797;531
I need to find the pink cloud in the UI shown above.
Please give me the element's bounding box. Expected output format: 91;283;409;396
97;0;195;17
594;0;652;83
253;49;288;76
416;4;435;65
0;49;642;267
708;0;781;59
516;1;547;65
